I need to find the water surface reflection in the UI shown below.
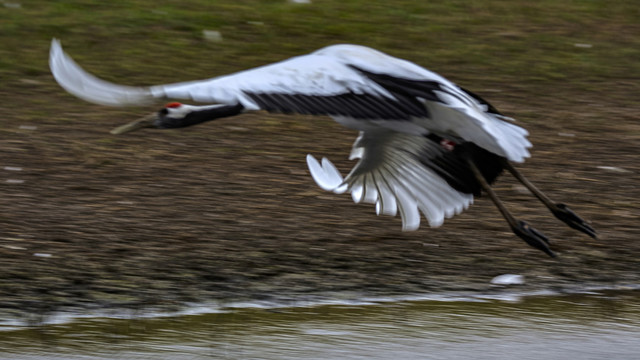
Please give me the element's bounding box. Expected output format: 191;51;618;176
1;290;639;359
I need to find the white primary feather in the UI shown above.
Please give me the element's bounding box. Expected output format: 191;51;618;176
307;130;473;231
306;155;344;191
49;39;155;106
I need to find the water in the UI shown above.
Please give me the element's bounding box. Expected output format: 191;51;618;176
1;290;639;359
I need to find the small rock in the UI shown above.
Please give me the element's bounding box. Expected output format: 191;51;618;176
491;274;525;285
6;179;25;184
33;253;52;258
226;126;249;132
597;166;632;173
289;0;311;3
422;242;439;247
511;184;531;195
19;125;37;130
2;245;26;250
1;237;25;241
202;30;223;42
3;2;21;9
3;166;23;171
19;79;41;85
574;43;593;48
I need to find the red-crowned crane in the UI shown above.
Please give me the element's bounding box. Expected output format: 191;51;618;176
49;38;596;257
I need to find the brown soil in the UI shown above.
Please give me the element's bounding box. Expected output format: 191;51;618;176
1;77;639;320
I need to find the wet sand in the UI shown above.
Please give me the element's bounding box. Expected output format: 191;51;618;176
1;82;639;322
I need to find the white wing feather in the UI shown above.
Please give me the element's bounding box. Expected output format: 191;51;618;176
307;131;473;231
49;39;156;106
423;88;532;163
306;155;344;191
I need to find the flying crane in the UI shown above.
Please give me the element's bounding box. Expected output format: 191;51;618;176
49;39;597;256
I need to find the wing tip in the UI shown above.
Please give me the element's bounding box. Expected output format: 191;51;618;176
49;38;63;71
306;154;345;192
51;37;61;50
48;38;158;107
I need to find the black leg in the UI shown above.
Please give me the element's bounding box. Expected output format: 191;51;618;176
466;158;556;257
503;161;597;239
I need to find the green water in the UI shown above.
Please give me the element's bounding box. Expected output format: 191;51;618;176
1;290;639;359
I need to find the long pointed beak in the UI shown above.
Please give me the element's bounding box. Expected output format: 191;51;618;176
110;113;158;135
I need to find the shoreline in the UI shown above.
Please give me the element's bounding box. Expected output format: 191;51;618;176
3;281;639;328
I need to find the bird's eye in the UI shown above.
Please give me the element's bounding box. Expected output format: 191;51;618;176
160;108;169;115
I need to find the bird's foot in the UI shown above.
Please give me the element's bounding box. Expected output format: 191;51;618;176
513;220;556;257
551;203;597;239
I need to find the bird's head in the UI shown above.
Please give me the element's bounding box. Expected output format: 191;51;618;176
110;102;188;134
111;102;243;135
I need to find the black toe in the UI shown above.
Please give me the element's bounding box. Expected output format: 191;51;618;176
552;203;597;239
513;220;556;257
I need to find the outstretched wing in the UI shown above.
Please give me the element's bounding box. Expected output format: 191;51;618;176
49;39;156;106
50;39;531;162
307;130;474;231
49;39;437;118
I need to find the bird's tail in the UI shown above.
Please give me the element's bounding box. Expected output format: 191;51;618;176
421;138;505;196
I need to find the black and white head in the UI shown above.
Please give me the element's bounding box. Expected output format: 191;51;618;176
111;102;244;134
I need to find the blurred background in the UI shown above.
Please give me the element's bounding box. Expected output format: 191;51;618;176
1;0;639;358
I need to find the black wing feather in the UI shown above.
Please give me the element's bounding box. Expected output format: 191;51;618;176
244;91;430;120
349;65;444;103
241;65;456;120
458;87;503;115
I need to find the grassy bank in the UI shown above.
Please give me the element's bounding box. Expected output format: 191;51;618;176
2;1;639;86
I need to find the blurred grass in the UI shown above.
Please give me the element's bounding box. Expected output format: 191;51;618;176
0;0;636;146
0;0;638;140
1;0;638;87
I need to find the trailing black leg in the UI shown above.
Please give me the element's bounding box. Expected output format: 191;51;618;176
466;158;555;257
503;161;597;239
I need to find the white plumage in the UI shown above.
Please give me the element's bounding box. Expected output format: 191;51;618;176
307;131;474;230
49;39;535;234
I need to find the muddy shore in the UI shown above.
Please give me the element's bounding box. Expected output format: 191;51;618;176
1;81;639;323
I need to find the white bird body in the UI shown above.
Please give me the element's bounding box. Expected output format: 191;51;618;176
50;39;597;256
